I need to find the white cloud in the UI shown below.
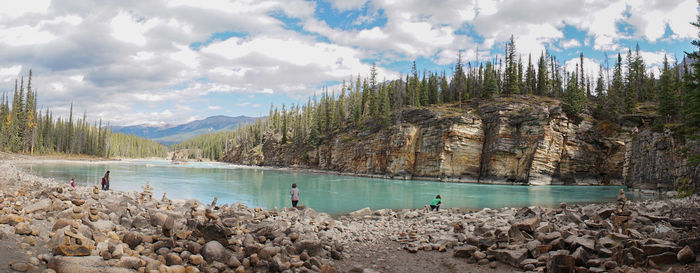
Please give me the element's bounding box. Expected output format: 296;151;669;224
327;0;367;11
560;39;581;49
0;65;22;82
110;11;161;46
0;0;51;18
0;25;56;46
0;0;693;126
207;105;222;110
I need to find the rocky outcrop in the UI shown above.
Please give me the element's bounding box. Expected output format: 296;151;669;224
625;129;699;191
226;96;662;186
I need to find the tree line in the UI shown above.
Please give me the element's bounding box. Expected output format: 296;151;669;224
0;71;168;158
179;29;699;161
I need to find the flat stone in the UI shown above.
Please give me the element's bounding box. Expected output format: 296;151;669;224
48;256;133;273
453;245;478;258
52;245;92;256
10;262;31;272
348;207;372;217
515;217;539;233
648;252;677;265
643;244;680;256
115;256;143;269
487;248;529;267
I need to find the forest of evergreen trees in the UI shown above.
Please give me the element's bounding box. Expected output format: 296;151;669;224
178;28;700;162
0;71;168;158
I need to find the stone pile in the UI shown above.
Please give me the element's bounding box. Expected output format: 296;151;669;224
339;194;700;272
0;160;697;273
0;162;347;273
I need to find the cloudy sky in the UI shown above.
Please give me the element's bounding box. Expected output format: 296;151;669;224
0;0;696;126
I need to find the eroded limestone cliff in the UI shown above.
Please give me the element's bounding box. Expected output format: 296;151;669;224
223;96;698;189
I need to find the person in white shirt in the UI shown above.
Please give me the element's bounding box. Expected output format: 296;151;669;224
290;183;300;208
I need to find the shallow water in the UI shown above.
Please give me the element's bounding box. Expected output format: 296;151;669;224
18;160;644;215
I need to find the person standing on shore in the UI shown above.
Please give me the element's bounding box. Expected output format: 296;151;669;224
102;171;110;190
290;183;300;208
430;195;442;211
70;177;76;189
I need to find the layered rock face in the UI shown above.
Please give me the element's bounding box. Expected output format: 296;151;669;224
224;96;696;188
625;129;699;191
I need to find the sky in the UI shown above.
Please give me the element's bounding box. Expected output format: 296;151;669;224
0;0;696;126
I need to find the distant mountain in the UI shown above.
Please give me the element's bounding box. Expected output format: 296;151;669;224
112;115;259;145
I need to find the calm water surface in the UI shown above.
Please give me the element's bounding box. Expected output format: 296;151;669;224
18;160;642;215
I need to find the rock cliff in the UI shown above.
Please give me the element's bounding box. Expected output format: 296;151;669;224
223;96;698;189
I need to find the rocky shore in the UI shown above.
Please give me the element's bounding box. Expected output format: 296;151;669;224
0;160;698;273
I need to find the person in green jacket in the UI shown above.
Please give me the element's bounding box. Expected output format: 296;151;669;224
430;195;442;211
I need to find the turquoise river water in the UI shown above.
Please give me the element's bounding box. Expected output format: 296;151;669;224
18;160;643;215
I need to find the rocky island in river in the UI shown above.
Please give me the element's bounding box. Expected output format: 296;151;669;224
0;159;698;273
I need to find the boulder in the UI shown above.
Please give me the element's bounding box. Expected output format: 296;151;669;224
202;241;226;263
487;248;529;267
348;207;372;217
677;245;696;264
189;254;204;265
150;212;168;227
15;222;32;235
131;216;149;229
165;253;183;266
197;222;231;246
453;245;478;258
90;220;115;233
515;217;539;233
572;247;589;266
259;246;281;260
547;254;575;273
294;240;323;256
122;232;143;249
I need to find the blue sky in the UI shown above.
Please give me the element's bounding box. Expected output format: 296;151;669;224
0;0;696;125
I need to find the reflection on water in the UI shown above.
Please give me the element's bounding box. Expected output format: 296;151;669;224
19;160;643;215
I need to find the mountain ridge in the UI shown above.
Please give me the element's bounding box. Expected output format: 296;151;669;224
112;115;260;145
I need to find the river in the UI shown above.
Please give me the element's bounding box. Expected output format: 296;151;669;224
18;160;642;215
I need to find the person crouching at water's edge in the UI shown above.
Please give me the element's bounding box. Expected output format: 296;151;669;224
102;171;110;190
430;195;441;211
290;183;300;208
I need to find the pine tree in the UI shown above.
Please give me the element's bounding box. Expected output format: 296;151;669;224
562;69;586;121
482;62;499;99
428;72;438;105
683;15;700;136
281;104;288;144
525;54;535;95
536;52;549;96
657;55;679;122
419;72;429;106
504;35;520;96
451;51;467;107
610;53;624;114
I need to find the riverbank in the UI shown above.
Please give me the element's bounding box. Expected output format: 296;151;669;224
0;160;698;272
